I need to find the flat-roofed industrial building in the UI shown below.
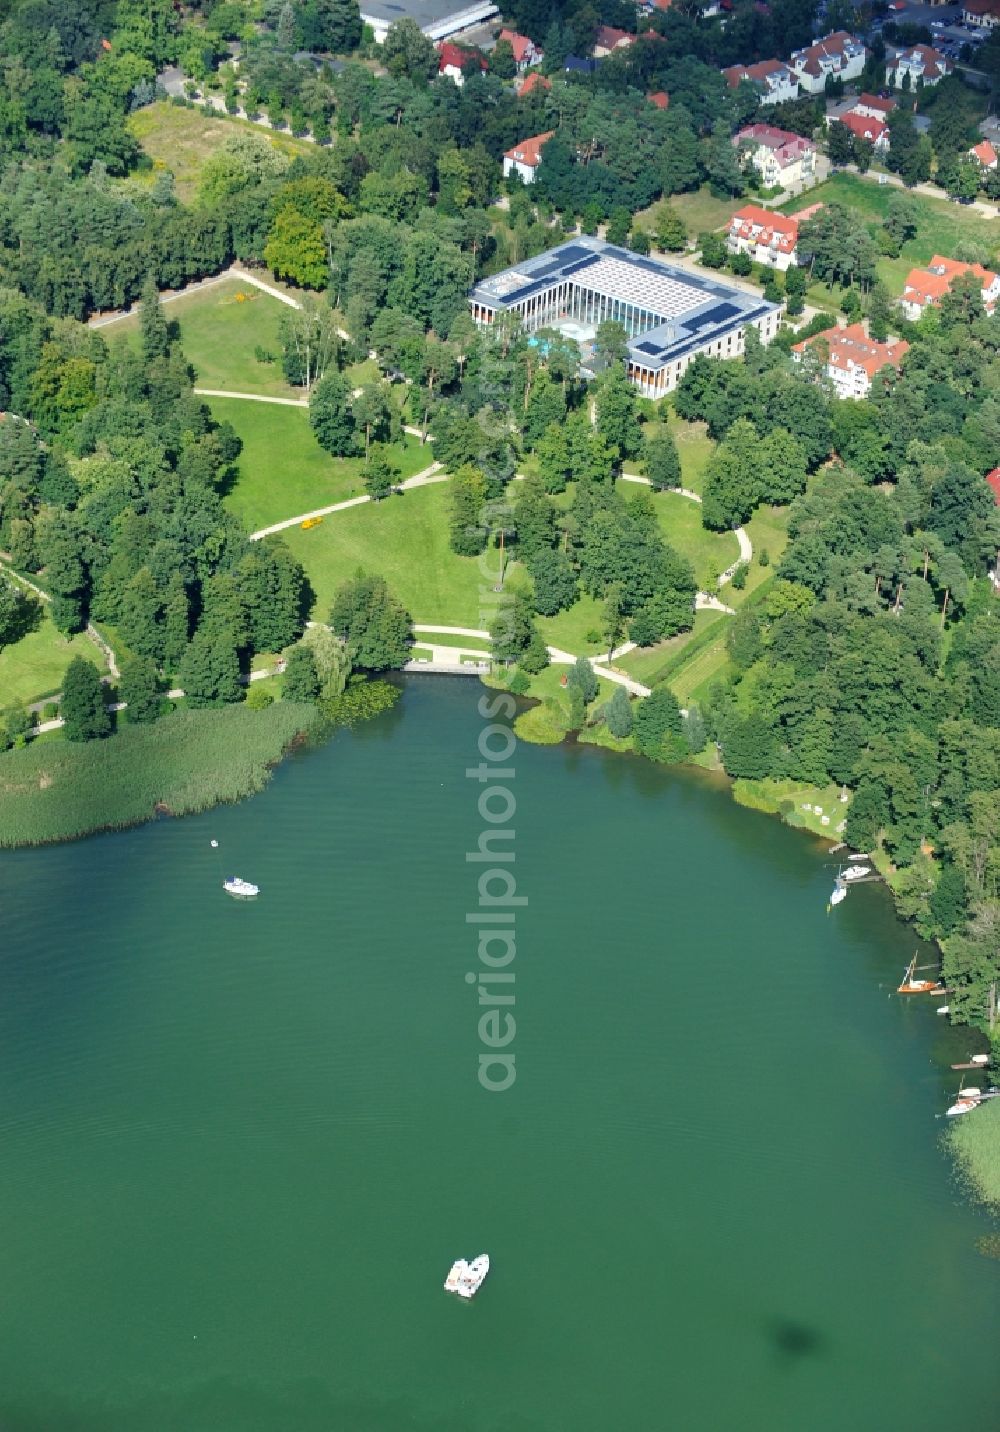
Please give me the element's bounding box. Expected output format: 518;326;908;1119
361;0;497;44
468;238;781;396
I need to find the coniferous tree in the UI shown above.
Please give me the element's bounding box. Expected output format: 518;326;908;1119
139;273;169;364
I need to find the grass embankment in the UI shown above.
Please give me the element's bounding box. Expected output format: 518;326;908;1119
618;500;789;702
279;480;481;624
732;777;848;837
127;101;314;203
0;703;317;847
948;1098;1000;1213
0;616;105;708
212;400;430;532
113;276;300;398
783;173;1000;301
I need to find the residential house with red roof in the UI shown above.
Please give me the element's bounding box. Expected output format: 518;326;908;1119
836;110;889;151
647;90;670;109
962;0;1000;26
886;43;953;87
790;31;866;93
722;59;799;103
970;139;998;170
516;70;550;97
853;93;896;119
498;29;543;71
792;321;908;398
901;255;1000;320
502;130;555;183
734;124;816;189
437;42;487;85
726;202;822;270
593;25;636;56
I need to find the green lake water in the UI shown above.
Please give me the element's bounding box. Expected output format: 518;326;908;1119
0;676;996;1431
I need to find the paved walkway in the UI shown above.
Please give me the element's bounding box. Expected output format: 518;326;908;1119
413;625;651;697
620;472;751;586
0;558;120;682
249;462;445;540
194;388;307;407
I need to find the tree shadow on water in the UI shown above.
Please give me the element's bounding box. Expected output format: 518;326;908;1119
767;1316;828;1365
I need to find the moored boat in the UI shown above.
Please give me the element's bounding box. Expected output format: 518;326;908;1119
224;876;259;899
951;1055;990;1070
830;883;847;906
897;955;946;996
444;1253;489;1299
946;1086;982;1118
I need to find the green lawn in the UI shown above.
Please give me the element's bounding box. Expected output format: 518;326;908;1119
732;777;847;837
210;399;431;532
636;188;746;241
537;593;608;656
277;480;481;625
670;415;716;494
127;102;314;204
0;616;106;710
741;505;789;597
632;415;716;496
111;276;299;398
645;488;738;590
617;608;721;686
619;501;789;698
782;173;1000;298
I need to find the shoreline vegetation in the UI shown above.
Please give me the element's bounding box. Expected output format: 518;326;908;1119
0;704;318;848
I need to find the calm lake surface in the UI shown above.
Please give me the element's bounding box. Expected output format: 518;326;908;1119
0;677;995;1431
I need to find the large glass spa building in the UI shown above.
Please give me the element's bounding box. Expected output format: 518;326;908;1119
468;238;782;395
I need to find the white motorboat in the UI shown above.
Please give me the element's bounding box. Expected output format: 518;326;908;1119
224;876;259;899
840;865;871;881
444;1254;489;1299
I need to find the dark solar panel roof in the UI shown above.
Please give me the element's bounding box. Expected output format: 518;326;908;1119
684;301;741;334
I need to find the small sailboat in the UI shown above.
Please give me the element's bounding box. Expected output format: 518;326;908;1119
896;954;946;996
946;1084;982;1118
444;1254;490;1299
223;876;259;899
829;883;847;906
